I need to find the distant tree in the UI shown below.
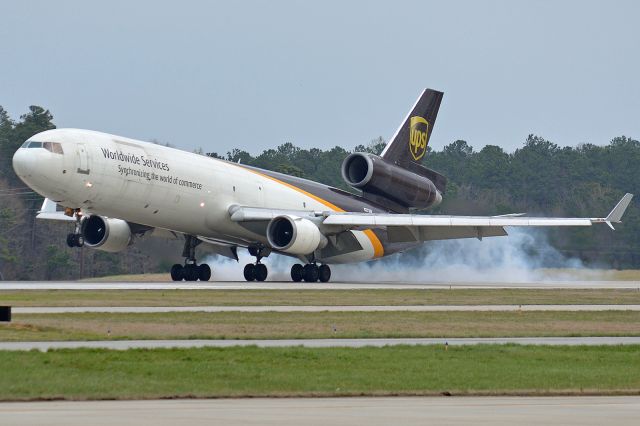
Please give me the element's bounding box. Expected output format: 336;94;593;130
275;164;305;177
354;136;386;155
0;107;15;180
226;148;254;164
205;152;224;159
13;106;55;143
44;244;71;280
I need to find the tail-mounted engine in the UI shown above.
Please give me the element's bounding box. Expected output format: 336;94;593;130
82;215;132;252
341;153;442;211
266;215;327;255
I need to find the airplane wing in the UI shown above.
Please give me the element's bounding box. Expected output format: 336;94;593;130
230;193;633;243
35;198;75;221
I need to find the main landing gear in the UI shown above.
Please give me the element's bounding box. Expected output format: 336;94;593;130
290;263;331;283
170;235;211;282
243;245;269;282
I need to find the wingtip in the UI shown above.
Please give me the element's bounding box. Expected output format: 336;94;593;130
606;193;633;223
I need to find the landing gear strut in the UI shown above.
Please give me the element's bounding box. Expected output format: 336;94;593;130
291;263;331;283
244;245;270;282
66;209;84;248
170;235;211;282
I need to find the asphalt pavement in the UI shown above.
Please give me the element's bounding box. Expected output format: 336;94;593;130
1;396;638;426
2;280;640;290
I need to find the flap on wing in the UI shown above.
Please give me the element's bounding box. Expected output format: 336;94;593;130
387;225;507;243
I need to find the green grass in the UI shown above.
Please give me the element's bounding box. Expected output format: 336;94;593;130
2;288;640;307
1;345;639;400
3;310;640;341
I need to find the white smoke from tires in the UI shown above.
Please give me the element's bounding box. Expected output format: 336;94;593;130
202;228;585;282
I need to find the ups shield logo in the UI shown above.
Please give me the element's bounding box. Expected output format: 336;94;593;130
409;116;429;161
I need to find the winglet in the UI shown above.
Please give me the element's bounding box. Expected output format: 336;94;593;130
605;193;633;228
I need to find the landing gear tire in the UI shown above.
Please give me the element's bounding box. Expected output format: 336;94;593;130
243;263;256;281
170;235;212;282
198;264;211;281
66;233;84;248
184;264;199;281
303;264;319;282
318;264;331;283
291;264;304;282
170;264;184;281
255;263;268;282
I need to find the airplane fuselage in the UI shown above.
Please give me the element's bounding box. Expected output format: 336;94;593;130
13;128;412;264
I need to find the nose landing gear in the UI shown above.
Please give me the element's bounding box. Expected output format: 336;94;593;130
170;235;211;282
66;209;84;248
290;263;331;283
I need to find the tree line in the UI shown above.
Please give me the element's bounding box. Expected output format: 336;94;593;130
0;105;638;280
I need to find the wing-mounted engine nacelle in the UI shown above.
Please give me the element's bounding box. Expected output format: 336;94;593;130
341;153;442;209
266;215;328;255
82;215;133;252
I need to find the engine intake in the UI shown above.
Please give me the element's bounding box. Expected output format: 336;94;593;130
266;215;326;255
82;215;132;252
341;153;441;209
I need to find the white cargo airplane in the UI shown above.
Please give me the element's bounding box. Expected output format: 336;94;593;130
12;89;633;282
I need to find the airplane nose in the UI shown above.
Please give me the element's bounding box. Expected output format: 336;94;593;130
12;146;35;178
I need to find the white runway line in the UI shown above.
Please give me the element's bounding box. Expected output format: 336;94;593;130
12;304;640;314
2;336;640;351
2;280;640;290
1;396;639;426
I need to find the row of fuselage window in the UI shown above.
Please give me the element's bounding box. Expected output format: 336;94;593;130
21;141;64;154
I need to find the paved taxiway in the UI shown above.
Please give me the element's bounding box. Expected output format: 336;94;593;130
2;280;640;289
2;396;639;426
12;304;640;313
2;336;640;351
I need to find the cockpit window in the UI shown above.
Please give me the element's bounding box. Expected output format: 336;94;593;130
43;142;64;154
24;141;64;153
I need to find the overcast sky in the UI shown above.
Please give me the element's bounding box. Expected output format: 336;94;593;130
1;0;638;154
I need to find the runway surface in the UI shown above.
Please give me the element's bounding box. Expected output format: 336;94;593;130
12;304;640;314
2;396;639;425
2;280;640;289
2;336;640;351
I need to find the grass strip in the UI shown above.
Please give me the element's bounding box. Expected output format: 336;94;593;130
2;289;640;307
1;345;639;400
3;310;640;341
